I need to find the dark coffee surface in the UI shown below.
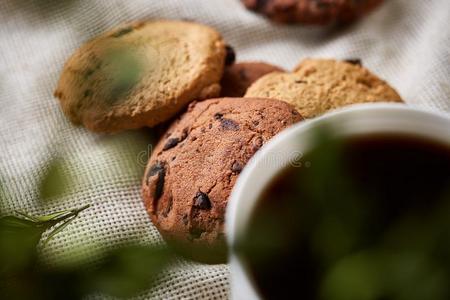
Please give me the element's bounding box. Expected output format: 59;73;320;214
240;134;450;300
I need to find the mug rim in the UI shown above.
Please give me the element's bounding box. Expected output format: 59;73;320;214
225;103;450;300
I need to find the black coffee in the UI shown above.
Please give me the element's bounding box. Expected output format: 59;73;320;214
239;134;450;300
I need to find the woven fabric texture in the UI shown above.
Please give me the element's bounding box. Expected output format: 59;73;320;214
0;0;449;299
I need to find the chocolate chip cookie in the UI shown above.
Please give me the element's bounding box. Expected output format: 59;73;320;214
142;98;302;263
245;58;402;118
220;62;284;97
241;0;384;25
55;20;226;133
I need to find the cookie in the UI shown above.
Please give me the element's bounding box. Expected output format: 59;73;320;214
241;0;384;25
220;62;284;97
142;98;302;263
245;58;402;118
55;20;226;133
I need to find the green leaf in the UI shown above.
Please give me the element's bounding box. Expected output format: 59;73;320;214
42;216;75;246
4;204;91;246
30;210;73;223
39;158;72;201
0;218;43;275
0;215;36;228
39;204;90;244
89;245;174;298
35;204;90;224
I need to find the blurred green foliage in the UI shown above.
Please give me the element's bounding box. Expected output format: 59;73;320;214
103;47;144;104
0;205;88;298
0;203;175;299
0;147;173;299
89;245;173;298
39;158;72;201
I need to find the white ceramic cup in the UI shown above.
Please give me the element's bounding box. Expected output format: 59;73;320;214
226;103;450;300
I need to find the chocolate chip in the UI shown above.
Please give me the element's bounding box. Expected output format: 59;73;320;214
163;137;180;151
146;161;166;201
231;161;243;173
225;45;236;66
162;196;173;217
54;91;63;98
181;128;189;141
182;214;189;225
252;136;264;152
193;192;212;210
83;89;92;97
279;1;296;11
147;161;163;179
112;27;133;38
357;78;372;88
133;22;145;30
95;60;102;70
220;118;240;131
189;227;204;239
344;58;362;66
252;0;269;11
188;101;197;112
295;80;306;84
214;113;223;120
84;68;95;79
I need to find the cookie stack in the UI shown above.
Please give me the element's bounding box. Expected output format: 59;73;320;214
55;19;402;263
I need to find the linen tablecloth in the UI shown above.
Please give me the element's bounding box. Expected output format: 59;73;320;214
1;0;449;298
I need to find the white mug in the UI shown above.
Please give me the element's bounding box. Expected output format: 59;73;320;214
225;103;450;300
